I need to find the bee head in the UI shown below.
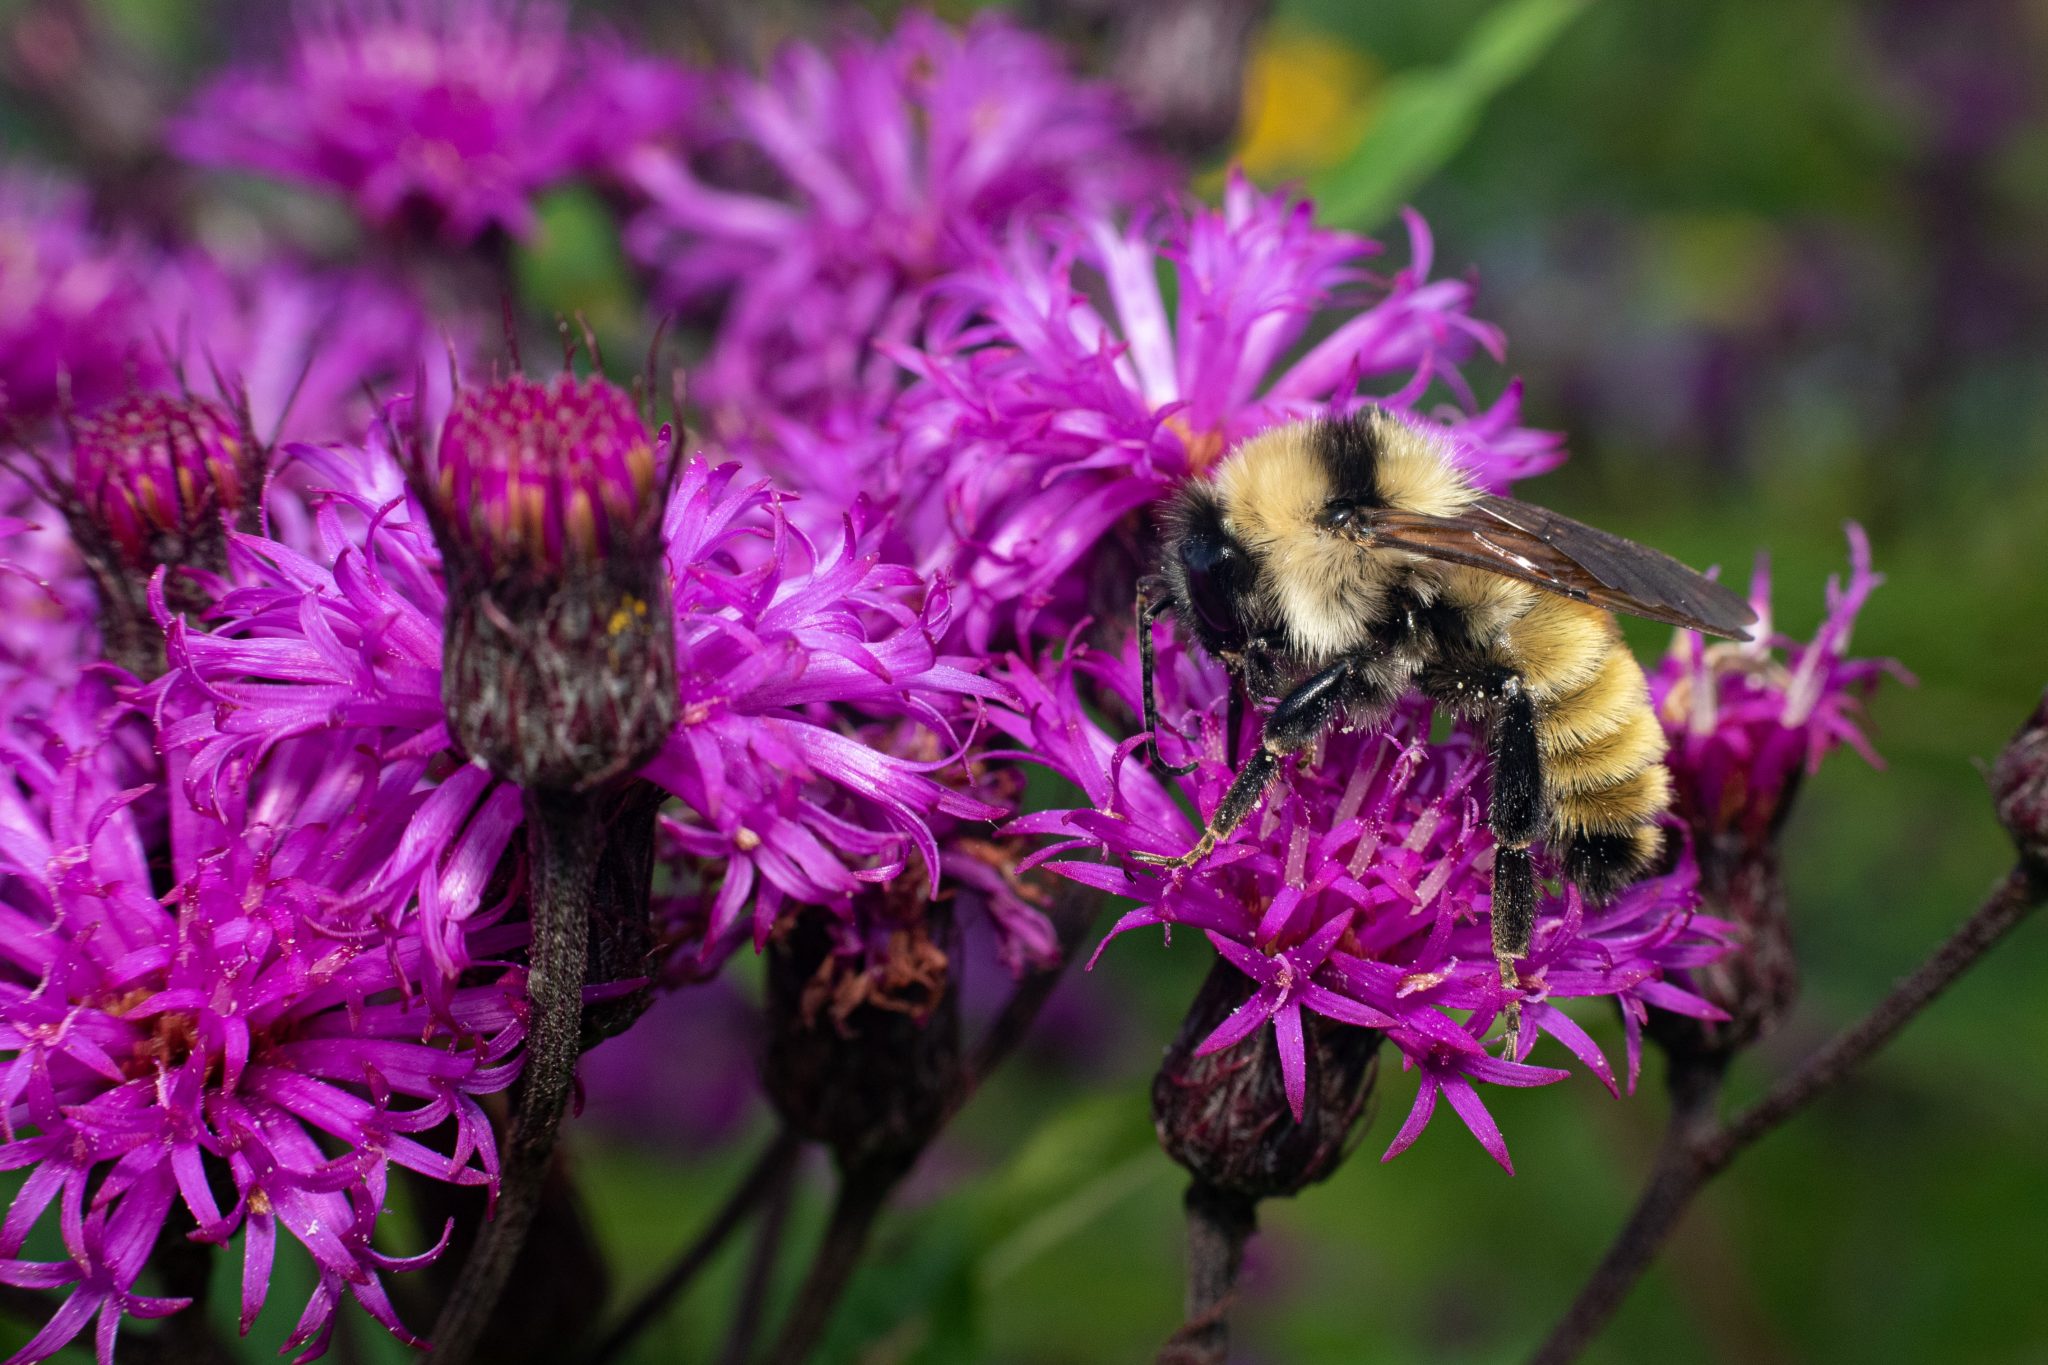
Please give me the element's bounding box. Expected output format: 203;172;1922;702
1161;482;1261;658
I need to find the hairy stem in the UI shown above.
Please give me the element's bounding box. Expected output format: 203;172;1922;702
585;1127;805;1365
1159;1182;1258;1365
1531;860;2044;1364
427;790;599;1365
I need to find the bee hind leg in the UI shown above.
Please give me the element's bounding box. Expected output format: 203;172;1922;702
1482;672;1545;1046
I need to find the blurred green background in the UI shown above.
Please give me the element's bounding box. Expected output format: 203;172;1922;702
11;0;2048;1361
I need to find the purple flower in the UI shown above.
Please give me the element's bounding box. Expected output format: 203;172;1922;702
157;252;454;446
884;176;1563;651
643;460;1009;973
1651;523;1910;845
174;0;694;244
994;631;1730;1172
155;440;1005;977
0;169;154;427
425;372;662;574
0;676;524;1362
625;9;1166;425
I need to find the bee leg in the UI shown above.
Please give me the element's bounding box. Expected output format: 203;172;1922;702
1134;652;1394;869
1137;577;1201;776
1486;674;1544;1046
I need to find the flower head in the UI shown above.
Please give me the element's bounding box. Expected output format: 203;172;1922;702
885;177;1563;650
65;392;252;573
1647;524;1908;1059
1652;523;1907;847
626;9;1166;425
996;631;1730;1172
175;0;693;244
0;678;523;1362
408;370;675;791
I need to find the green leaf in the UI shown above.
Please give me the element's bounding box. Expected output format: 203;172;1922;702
511;187;640;371
1309;0;1590;230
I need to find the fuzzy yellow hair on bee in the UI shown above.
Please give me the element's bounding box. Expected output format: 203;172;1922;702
1135;408;1755;1037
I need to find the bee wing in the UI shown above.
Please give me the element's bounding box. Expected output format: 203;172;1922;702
1364;495;1757;640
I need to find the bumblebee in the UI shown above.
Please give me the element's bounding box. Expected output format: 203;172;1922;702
1133;410;1755;1022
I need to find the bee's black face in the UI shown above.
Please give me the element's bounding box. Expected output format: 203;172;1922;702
1164;486;1259;658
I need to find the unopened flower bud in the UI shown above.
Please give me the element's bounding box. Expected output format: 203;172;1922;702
415;372;676;791
1993;688;2048;866
45;390;258;677
762;898;961;1175
1152;960;1381;1201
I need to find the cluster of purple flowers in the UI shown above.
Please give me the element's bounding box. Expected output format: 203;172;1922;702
0;3;1904;1360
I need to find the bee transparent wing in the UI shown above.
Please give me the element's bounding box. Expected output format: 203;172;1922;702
1364;495;1757;640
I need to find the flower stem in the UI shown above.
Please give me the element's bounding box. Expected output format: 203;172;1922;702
584;1126;805;1365
1530;859;2044;1364
427;789;599;1365
1159;1182;1258;1365
760;1158;905;1365
716;1140;800;1365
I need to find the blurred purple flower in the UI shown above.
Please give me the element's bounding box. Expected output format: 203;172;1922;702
158;252;453;446
0;170;154;427
174;0;694;244
0;676;524;1362
885;176;1564;650
994;631;1730;1172
626;9;1167;426
1651;523;1910;845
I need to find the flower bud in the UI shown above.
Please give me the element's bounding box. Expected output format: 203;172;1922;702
415;372;676;791
51;390;257;677
761;897;961;1175
1152;960;1381;1201
1992;688;2048;866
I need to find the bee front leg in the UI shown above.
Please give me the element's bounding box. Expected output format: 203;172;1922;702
1134;651;1395;869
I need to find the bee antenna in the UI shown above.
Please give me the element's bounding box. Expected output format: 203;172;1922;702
1137;580;1200;777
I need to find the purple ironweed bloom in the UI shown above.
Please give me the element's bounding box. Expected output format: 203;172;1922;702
175;0;694;245
0;676;524;1362
406;370;676;791
994;631;1731;1172
645;461;1008;975
885;176;1564;651
1651;523;1907;845
1646;525;1907;1058
625;9;1167;426
0;169;154;427
155;440;1004;977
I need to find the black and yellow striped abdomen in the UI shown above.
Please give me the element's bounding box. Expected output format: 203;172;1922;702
1505;594;1670;893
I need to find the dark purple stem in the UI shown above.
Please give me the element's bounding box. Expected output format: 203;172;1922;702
1158;1182;1258;1365
583;1127;804;1365
427;791;598;1365
1531;860;2044;1365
